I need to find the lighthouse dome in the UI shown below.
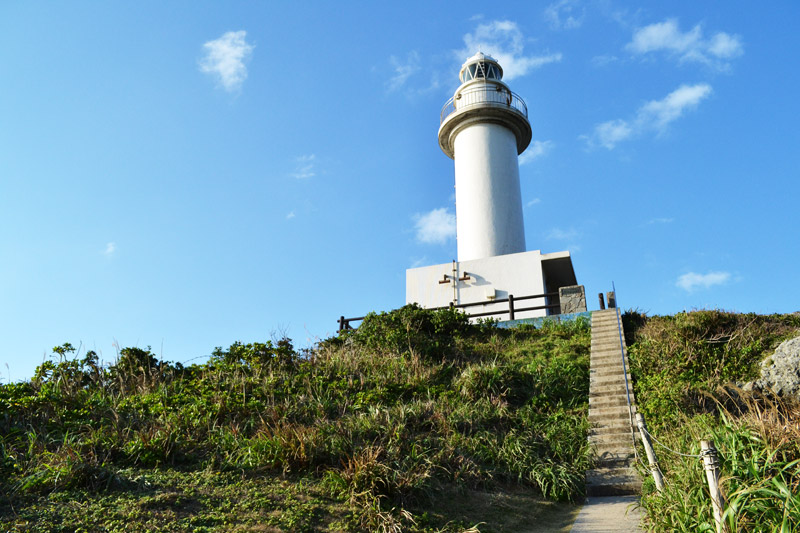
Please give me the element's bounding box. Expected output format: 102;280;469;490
459;52;504;83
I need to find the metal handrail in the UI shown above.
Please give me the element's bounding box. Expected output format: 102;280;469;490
610;282;639;460
339;291;557;332
440;85;528;124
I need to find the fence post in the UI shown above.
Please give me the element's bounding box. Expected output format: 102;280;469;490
339;316;346;332
701;440;728;533
635;413;664;492
508;294;515;320
606;291;616;309
598;293;606;310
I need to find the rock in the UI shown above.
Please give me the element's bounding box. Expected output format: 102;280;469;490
752;336;800;400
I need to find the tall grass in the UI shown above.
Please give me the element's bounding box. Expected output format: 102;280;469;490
0;306;592;531
627;310;800;532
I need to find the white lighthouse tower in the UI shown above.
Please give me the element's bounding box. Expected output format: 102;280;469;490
406;53;583;319
438;52;531;261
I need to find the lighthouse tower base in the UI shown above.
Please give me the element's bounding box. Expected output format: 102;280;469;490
405;250;581;320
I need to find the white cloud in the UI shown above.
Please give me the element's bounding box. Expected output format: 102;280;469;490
290;154;316;179
639;83;713;130
583;83;712;149
590;119;634;149
627;19;743;70
286;211;295;220
387;51;420;92
547;227;579;240
459;20;562;80
592;54;619;67
526;198;541;207
544;0;585;30
103;242;116;256
199;31;254;92
414;208;456;244
647;217;674;224
676;271;731;292
519;140;553;165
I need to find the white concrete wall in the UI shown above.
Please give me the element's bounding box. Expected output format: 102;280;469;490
406;250;550;320
453;122;526;261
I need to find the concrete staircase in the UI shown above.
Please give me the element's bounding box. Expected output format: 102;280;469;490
586;308;642;496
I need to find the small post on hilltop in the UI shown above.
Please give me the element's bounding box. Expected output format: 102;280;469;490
606;291;616;309
701;440;728;533
339;316;346;332
598;293;606;310
635;413;664;492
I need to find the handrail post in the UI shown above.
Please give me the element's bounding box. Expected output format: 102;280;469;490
508;294;515;320
701;440;728;533
339;316;345;332
636;413;665;492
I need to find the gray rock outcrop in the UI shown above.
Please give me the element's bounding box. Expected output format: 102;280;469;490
751;336;800;400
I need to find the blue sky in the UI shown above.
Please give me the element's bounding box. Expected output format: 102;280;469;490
2;2;799;381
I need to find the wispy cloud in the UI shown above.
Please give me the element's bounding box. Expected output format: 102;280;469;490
592;54;619;67
547;227;579;240
519;140;554;165
647;217;674;225
627;19;743;70
103;242;116;256
286;211;296;220
414;208;456;245
526;198;541;207
459;20;562;80
409;256;428;269
676;270;731;292
199;31;254;92
582;83;712;149
387;51;420;92
290;154;316;179
544;0;585;30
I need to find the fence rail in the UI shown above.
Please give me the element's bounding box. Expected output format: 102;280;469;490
440;85;528;124
338;291;558;332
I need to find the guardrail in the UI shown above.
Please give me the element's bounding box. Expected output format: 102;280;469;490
338;291;558;332
440;85;528;124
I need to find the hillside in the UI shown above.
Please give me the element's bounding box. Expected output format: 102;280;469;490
1;307;798;532
0;306;592;532
624;310;800;531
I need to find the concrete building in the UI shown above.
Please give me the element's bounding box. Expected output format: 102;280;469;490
406;53;580;319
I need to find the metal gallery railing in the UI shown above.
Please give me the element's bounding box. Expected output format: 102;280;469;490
440;85;528;124
338;291;558;332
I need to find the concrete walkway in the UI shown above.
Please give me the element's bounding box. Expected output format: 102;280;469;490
570;496;643;532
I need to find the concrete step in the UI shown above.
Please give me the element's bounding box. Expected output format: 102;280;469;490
590;432;639;447
585;467;641;496
590;374;633;387
592;448;637;465
589;404;637;420
591;345;628;354
589;360;629;372
590;424;637;437
590;383;634;397
589;394;632;408
592;331;624;338
589;355;630;366
591;345;627;354
590;354;626;362
591;348;626;356
590;366;630;377
589;385;636;396
589;421;636;437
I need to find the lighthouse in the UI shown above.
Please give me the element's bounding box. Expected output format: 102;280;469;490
406;53;583;319
438;52;530;261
